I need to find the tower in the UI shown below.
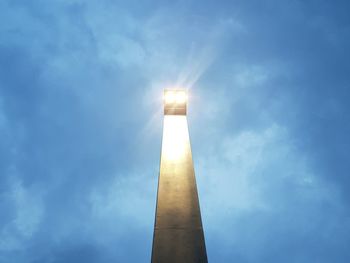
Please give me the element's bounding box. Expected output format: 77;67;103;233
151;89;208;263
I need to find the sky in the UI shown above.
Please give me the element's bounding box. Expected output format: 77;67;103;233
0;0;350;262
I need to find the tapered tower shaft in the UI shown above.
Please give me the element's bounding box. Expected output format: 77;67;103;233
151;104;207;263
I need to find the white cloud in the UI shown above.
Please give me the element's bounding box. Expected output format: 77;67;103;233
233;65;269;88
87;170;157;245
196;122;336;230
12;179;44;238
0;177;45;252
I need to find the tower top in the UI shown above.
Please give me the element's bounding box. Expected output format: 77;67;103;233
163;89;188;115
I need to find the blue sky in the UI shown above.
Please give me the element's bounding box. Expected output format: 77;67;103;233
1;0;350;262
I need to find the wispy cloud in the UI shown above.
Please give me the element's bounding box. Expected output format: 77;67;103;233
1;0;350;262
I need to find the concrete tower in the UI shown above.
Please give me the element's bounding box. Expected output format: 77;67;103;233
151;89;208;263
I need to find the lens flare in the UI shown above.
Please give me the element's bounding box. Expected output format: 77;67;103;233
164;91;176;104
175;91;188;104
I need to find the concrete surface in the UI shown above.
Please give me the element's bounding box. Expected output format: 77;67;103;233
151;115;208;263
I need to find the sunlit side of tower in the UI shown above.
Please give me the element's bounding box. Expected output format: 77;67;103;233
151;89;208;263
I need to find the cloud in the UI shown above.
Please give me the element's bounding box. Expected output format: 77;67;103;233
1;0;350;262
0;176;44;256
12;179;44;238
196;122;349;262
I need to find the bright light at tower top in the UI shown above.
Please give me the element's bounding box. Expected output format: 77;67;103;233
163;89;188;115
164;89;188;104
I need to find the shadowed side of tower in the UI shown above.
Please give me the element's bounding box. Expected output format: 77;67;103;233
151;90;207;263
